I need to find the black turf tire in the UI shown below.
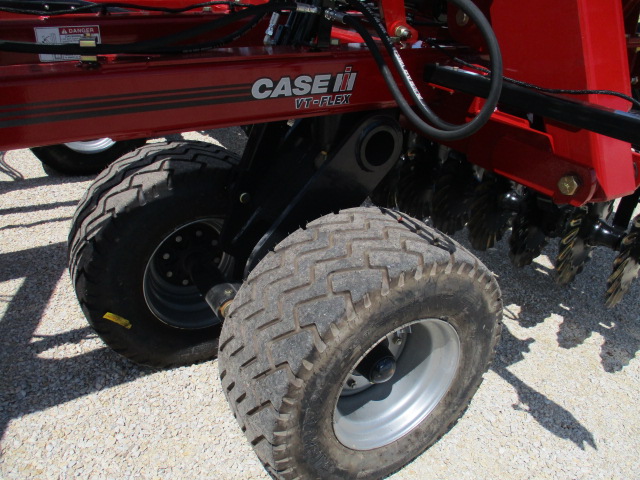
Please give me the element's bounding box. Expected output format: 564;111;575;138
218;207;503;480
68;141;239;367
32;138;146;175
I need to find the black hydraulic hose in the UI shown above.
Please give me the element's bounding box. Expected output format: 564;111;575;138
347;0;502;134
77;0;254;13
0;0;253;16
340;13;465;142
148;12;266;53
1;0;503;141
450;54;640;110
338;10;500;141
424;37;640;110
0;2;296;54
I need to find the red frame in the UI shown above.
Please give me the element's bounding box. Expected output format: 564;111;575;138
0;0;637;205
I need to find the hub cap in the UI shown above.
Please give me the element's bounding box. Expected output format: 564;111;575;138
64;138;116;154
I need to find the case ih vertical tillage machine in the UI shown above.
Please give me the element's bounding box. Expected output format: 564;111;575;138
1;0;639;478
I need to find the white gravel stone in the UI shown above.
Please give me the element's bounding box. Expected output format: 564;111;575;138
1;130;639;480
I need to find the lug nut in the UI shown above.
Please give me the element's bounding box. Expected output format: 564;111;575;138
162;253;170;260
175;235;182;243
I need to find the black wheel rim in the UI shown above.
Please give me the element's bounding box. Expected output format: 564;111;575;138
143;219;232;329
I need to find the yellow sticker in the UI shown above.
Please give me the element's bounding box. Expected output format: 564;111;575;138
103;312;132;329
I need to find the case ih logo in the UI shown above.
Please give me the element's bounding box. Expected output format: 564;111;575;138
251;66;357;109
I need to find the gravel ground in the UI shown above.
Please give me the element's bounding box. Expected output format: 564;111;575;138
1;129;639;480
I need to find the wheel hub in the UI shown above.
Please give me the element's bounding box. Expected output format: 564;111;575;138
151;223;224;288
143;219;232;329
354;341;397;384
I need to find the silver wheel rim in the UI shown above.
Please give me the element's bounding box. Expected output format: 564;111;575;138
143;219;232;329
333;318;461;450
64;138;116;154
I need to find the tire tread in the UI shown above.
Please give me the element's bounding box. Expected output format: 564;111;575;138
219;207;502;479
68;141;238;367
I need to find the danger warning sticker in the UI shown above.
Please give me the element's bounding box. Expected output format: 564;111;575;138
34;26;101;62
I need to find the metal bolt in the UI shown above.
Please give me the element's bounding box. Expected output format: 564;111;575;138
393;336;403;345
196;230;203;237
166;271;173;278
558;175;581;196
456;10;469;26
394;25;412;41
219;300;234;319
175;235;182;243
347;378;357;388
162;253;170;260
239;192;251;204
182;279;189;286
632;77;639;86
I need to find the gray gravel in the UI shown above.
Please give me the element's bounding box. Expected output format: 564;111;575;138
1;129;639;480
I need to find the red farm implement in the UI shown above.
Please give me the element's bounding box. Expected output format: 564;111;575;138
1;0;639;478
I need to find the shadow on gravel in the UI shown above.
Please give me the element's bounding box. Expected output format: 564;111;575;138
492;329;597;450
0;174;92;194
0;130;246;442
0;152;23;181
459;235;638;448
0;200;79;216
0;243;152;440
469;239;640;373
0;216;75;231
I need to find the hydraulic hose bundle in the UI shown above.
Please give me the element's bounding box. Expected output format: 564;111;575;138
328;0;503;141
2;0;634;139
0;1;299;53
0;0;503;140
